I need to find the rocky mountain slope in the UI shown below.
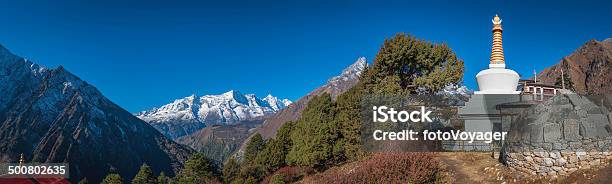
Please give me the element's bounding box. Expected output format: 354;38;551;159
136;91;291;139
176;124;253;163
0;44;192;183
537;38;612;94
256;57;367;139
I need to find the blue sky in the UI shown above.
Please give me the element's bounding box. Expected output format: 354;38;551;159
0;0;610;112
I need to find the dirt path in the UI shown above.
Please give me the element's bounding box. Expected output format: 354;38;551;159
436;152;510;183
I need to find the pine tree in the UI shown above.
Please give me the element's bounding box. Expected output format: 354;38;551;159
365;33;464;94
244;134;265;163
78;178;88;184
176;153;219;183
132;163;156;184
222;158;240;183
253;121;294;173
286;94;338;170
101;173;124;184
333;86;365;162
255;138;285;173
157;172;167;184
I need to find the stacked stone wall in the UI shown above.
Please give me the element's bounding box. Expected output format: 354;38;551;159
501;94;612;176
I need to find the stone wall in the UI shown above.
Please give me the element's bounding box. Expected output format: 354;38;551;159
501;93;612;176
504;141;612;176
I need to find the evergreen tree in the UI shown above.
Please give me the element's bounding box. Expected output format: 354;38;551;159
132;163;156;184
244;134;265;163
255;138;285;173
101;173;124;184
286;94;338;170
276;121;294;151
253;121;294;173
222;158;240;183
333;86;366;162
176;153;219;183
157;172;167;184
365;33;464;94
236;162;265;182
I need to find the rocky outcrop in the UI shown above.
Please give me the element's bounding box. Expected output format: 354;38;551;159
537;38;612;94
502;93;612;176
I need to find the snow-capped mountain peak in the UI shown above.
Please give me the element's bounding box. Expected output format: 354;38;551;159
263;94;293;111
136;90;292;139
328;57;367;84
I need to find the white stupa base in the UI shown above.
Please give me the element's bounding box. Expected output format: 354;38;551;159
475;64;520;94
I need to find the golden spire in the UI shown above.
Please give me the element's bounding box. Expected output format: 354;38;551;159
490;14;505;64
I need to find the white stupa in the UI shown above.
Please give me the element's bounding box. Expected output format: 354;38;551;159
455;15;522;152
475;14;521;94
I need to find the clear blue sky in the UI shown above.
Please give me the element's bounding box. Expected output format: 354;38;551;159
0;0;610;112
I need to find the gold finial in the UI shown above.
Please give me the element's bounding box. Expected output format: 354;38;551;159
490;14;505;64
19;153;25;165
492;14;502;25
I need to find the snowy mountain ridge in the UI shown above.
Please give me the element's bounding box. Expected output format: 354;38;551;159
135;90;292;139
328;56;366;85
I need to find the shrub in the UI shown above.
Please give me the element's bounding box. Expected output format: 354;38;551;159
268;174;285;184
310;153;440;184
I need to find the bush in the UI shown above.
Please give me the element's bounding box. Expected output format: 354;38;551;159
262;166;313;184
268;174;285;184
310;153;440;184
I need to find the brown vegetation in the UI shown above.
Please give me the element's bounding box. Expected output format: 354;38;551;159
302;153;441;184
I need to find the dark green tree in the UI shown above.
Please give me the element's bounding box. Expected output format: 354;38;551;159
101;173;124;184
132;163;156;184
286;94;338;169
276;121;294;151
222;158;240;183
255;138;285;173
333;86;366;162
176;153;219;183
365;33;464;94
237;163;265;183
78;178;88;184
244;134;265;163
157;172;167;184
